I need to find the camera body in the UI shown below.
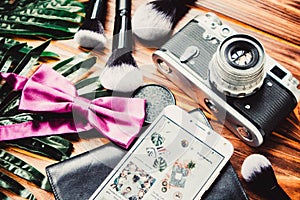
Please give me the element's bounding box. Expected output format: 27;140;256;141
152;13;300;147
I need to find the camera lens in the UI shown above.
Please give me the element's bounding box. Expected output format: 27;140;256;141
226;41;259;69
209;34;266;97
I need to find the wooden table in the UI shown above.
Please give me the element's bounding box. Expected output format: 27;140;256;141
0;0;299;199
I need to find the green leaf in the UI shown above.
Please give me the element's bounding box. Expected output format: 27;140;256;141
53;53;90;72
0;38;51;77
29;0;85;13
75;76;102;90
17;8;84;23
5;136;73;161
0;149;51;191
0;172;36;200
0;191;12;200
0;0;85;39
0;42;27;73
0;14;80;33
13;39;51;75
0;21;75;40
53;53;97;81
0;92;22;116
52;56;74;71
63;56;97;78
40;51;60;59
0;113;34;126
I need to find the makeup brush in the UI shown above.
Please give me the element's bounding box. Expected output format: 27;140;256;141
74;0;107;49
100;0;143;92
132;0;196;43
241;154;291;200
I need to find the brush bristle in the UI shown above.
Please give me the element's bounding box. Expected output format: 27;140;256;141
241;154;278;190
106;51;137;68
100;52;143;92
74;19;107;49
132;2;174;41
132;0;193;42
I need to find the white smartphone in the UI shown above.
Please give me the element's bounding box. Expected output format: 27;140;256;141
90;105;234;200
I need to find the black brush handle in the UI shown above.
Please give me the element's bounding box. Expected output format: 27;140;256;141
269;185;291;200
85;0;107;24
112;0;132;51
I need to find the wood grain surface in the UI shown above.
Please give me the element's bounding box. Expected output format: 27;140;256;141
0;0;299;200
195;0;300;45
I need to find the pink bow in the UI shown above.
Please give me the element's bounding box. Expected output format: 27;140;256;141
0;65;146;149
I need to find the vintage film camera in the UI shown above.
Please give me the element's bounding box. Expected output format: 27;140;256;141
152;13;300;147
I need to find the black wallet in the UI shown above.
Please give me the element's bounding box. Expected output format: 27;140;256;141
46;109;249;200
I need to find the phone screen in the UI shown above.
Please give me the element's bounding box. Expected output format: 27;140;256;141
92;115;225;200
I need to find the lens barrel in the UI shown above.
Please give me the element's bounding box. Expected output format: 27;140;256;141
209;34;266;98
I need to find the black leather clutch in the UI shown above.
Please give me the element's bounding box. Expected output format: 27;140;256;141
46;143;126;200
46;109;249;200
46;143;248;200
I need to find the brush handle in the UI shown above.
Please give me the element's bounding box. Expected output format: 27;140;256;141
86;0;107;22
112;0;132;51
269;185;291;200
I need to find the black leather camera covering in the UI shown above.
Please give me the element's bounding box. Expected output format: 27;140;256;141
46;109;249;200
227;75;297;137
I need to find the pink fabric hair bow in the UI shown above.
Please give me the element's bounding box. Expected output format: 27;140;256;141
0;65;146;149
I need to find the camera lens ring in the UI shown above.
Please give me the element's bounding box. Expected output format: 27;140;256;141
209;34;266;97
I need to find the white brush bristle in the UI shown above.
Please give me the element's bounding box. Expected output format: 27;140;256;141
132;3;172;41
241;154;272;182
100;64;143;92
74;29;107;49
